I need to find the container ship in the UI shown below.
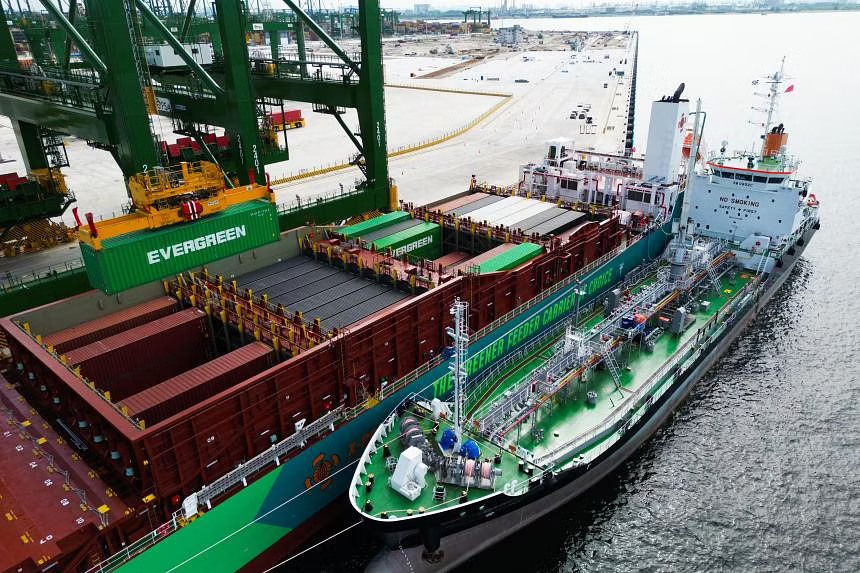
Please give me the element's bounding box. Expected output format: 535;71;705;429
0;91;666;573
0;18;655;572
350;72;820;571
0;149;665;571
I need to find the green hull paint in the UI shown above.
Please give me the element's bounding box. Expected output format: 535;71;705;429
114;222;674;572
117;462;292;573
431;230;669;400
355;273;754;518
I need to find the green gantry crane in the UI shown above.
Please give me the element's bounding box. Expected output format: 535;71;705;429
0;0;392;228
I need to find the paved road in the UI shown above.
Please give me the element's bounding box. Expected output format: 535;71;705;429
274;37;635;209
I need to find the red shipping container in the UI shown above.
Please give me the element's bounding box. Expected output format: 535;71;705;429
283;109;302;122
65;308;209;401
269;111;284;124
121;342;274;427
43;297;178;355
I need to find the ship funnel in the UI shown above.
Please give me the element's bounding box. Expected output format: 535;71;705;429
643;89;689;184
762;123;787;159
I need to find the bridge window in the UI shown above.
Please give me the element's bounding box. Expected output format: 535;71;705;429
722;171;734;180
735;173;752;181
627;189;651;203
768;176;785;184
560;179;578;191
753;176;768;183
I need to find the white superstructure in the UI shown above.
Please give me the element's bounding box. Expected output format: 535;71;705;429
684;63;819;272
518;86;693;227
643;87;689;185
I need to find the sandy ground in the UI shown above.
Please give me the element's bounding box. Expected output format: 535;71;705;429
276;33;635;207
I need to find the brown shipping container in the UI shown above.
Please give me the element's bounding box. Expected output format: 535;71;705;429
43;297;178;354
433;251;470;269
431;192;488;213
64;308;209;401
121;342;275;427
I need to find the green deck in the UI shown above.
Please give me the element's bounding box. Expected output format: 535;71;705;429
503;273;751;461
357;408;524;518
357;270;753;515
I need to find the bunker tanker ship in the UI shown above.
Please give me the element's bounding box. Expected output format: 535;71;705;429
351;70;820;572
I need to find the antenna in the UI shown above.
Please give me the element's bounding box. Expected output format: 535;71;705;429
446;298;469;444
762;57;786;139
750;58;788;156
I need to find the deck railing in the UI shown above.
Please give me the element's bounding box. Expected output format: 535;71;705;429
465;324;566;414
342;229;659;421
532;280;758;467
83;405;344;573
0;258;85;293
84;516;180;573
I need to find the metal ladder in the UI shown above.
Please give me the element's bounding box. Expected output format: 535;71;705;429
754;245;769;277
598;340;623;390
124;0;159;158
705;262;723;293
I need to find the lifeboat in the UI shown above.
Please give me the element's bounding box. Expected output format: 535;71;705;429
681;131;701;160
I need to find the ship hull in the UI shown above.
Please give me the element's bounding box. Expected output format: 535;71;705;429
365;225;817;573
116;223;674;572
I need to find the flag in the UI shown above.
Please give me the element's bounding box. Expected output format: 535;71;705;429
784;84;794;93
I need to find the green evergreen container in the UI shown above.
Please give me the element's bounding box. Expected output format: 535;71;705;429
371;222;440;260
478;242;543;273
80;201;279;294
340;211;410;238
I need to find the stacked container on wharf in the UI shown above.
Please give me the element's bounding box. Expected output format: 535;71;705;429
0;213;622;569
